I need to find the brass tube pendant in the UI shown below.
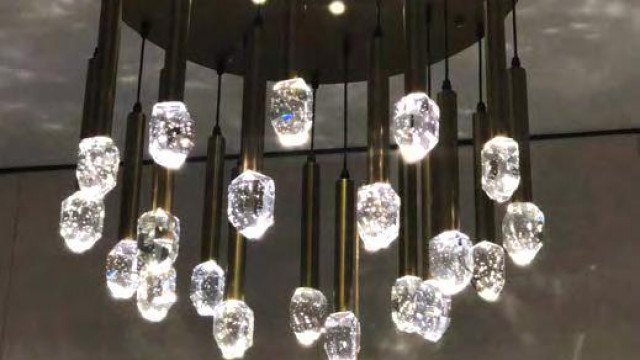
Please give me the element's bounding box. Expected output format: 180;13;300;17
226;164;246;301
473;103;496;241
200;127;226;262
80;49;98;139
300;157;320;288
334;175;355;312
367;27;389;184
509;63;533;202
485;0;511;137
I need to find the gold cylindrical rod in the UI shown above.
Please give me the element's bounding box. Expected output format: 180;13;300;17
367;27;389;183
334;175;355;312
403;0;426;92
300;157;320;288
151;166;174;210
161;0;192;101
200;127;226;262
473;103;496;241
509;64;533;202
485;0;511;137
80;49;98;139
226;165;246;300
118;105;146;240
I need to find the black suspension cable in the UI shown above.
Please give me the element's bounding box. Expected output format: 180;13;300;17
477;24;484;104
214;59;225;130
310;75;319;153
426;4;432;96
511;0;520;66
342;36;350;175
135;22;149;105
376;0;382;31
443;0;451;88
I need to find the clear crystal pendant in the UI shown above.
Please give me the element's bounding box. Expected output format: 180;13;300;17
213;299;255;360
269;77;314;147
149;101;195;170
323;311;361;360
502;202;545;266
106;239;140;300
428;230;474;296
289;287;328;347
413;280;451;343
481;136;520;203
391;92;440;163
391;275;422;333
136;208;180;271
60;190;105;254
136;266;177;322
472;241;506;302
190;259;225;317
357;182;401;253
227;170;275;240
76;136;120;198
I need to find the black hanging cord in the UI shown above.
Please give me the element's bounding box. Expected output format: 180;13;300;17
310;73;319;154
375;0;382;33
135;22;149;108
214;58;225;130
426;4;432;96
341;36;350;176
511;0;520;66
443;0;451;89
477;24;484;105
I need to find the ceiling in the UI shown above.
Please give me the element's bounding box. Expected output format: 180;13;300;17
0;0;639;168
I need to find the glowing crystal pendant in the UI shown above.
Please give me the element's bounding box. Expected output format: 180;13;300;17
413;279;451;343
189;259;225;317
136;208;180;271
289;287;328;347
60;190;105;254
106;239;140;300
502;202;545;267
428;230;474;296
213;300;255;360
391;275;422;333
149;101;195;170
472;241;506;302
357;182;401;253
269;77;313;147
227;170;275;240
323;311;361;360
391;92;440;163
481;136;520;203
76;136;120;198
136;266;177;322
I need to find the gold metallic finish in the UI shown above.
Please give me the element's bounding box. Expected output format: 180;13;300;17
403;0;427;93
472;104;496;242
509;64;533;202
353;231;360;317
334;176;355;312
398;161;419;277
161;0;192;101
225;164;246;301
151;166;174;211
367;28;390;183
301;157;320;288
484;0;511;137
200;127;226;262
420;155;432;278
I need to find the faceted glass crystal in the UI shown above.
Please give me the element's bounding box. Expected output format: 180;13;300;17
227;170;275;240
357;182;401;253
149;101;195;169
289;287;328;347
472;241;506;302
213;300;255;360
481;136;520;203
413;280;451;343
136;266;177;322
136;208;180;271
392;92;440;163
269;77;313;147
428;230;474;296
60;190;105;254
502;202;545;266
323;311;361;360
391;275;422;333
190;259;225;317
106;239;140;300
76;136;120;198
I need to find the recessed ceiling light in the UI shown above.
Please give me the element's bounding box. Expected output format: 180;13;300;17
328;1;346;16
252;0;267;5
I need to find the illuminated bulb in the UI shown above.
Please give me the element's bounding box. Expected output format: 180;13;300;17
60;190;105;254
213;300;255;359
428;230;474;296
391;275;422;333
328;1;346;15
105;239;140;299
137;208;180;271
76;136;120;198
392;92;440;163
136;266;177;322
472;241;506;302
413;280;451;343
149;101;195;170
269;77;313;147
323;311;360;360
227;170;275;240
481;136;520;203
190;259;225;316
289;287;328;346
357;182;400;252
502;202;545;266
251;0;266;4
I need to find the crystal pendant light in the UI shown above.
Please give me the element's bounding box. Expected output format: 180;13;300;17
213;299;255;360
60;190;105;254
149;101;195;170
269;77;314;147
136;266;177;322
227;170;275;240
356;182;401;252
323;311;361;360
289;287;328;346
428;230;474;296
189;259;225;316
391;275;421;333
105;239;140;299
136;208;180;270
481;136;520;203
391;92;440;163
413;279;451;342
471;241;506;302
502;202;544;266
76;136;120;199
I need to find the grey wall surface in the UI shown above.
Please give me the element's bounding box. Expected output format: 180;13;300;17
0;135;638;360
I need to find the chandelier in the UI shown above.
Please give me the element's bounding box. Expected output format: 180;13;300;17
59;0;546;358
